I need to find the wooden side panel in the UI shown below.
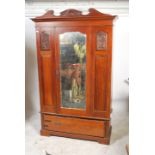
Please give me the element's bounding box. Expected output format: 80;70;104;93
91;26;112;118
94;55;108;111
36;27;57;113
43;114;105;137
41;54;53;106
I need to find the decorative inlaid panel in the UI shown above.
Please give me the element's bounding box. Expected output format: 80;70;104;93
96;31;107;50
40;31;50;50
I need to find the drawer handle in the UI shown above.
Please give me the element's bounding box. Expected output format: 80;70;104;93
44;120;52;123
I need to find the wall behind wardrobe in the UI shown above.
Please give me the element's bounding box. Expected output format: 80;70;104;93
25;0;129;118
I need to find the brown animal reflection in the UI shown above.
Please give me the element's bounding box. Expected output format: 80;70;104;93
61;63;85;103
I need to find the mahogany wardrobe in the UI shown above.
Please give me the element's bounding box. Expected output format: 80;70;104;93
32;8;116;144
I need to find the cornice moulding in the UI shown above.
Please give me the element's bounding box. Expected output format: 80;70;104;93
25;1;129;17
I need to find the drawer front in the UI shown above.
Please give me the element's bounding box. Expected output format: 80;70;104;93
43;115;105;137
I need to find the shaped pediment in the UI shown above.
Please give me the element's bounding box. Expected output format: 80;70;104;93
32;8;116;22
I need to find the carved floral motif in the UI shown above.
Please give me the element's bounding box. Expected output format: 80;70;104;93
96;31;107;50
40;31;50;50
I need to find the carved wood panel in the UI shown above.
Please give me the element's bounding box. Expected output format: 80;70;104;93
96;31;107;50
40;31;50;51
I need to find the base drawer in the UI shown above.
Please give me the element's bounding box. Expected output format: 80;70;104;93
43;114;105;137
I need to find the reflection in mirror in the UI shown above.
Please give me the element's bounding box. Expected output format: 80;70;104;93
59;32;86;109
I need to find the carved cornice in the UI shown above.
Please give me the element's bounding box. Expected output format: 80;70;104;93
31;8;116;22
26;1;129;18
60;9;82;16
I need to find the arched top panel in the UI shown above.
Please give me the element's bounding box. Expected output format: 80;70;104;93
31;8;116;22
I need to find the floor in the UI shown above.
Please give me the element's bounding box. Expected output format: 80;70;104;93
25;101;129;155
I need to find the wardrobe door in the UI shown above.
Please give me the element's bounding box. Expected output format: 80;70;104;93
91;26;112;118
54;27;92;117
36;27;57;113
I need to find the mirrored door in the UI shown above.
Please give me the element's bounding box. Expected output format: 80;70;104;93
59;32;86;109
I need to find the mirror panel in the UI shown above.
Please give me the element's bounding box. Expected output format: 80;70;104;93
59;32;86;109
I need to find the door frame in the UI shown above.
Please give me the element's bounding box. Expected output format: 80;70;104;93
54;26;92;117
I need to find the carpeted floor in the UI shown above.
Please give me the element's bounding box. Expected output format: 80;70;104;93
25;101;129;155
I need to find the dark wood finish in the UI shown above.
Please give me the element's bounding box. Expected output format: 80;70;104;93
32;8;116;145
